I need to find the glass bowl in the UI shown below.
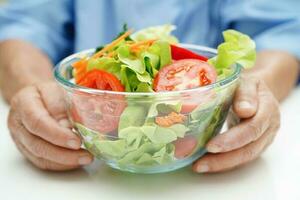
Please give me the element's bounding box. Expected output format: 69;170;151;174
54;44;242;174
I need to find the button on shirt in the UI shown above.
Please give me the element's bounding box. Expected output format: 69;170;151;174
0;0;300;64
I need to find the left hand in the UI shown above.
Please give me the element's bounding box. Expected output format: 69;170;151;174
193;76;280;173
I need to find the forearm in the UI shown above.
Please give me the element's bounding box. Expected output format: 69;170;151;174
246;50;299;101
0;40;54;102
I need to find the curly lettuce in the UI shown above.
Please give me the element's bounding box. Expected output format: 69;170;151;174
208;29;256;75
131;24;178;44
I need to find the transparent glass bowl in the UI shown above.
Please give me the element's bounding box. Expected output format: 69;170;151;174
54;44;241;174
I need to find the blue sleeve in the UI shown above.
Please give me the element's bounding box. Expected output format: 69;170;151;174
0;0;74;64
221;0;300;60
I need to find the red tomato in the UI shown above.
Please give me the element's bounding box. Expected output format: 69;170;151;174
174;135;198;159
171;45;208;61
180;91;216;114
154;59;217;113
154;59;216;91
78;69;125;91
72;70;126;133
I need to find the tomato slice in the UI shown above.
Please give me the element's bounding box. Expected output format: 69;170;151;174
72;70;126;133
78;69;125;91
71;93;126;133
154;59;217;91
154;59;217;113
180;91;215;113
171;45;208;61
174;135;197;159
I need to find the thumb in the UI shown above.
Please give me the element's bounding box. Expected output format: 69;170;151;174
233;77;259;119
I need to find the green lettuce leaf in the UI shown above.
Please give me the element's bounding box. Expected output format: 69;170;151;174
147;101;182;118
87;57;121;78
142;51;159;77
118;45;145;74
169;124;189;138
135;71;152;84
119;127;144;151
131;24;179;43
136;82;154;92
120;65;143;92
136;153;157;165
152;145;174;164
208;29;256;71
118;143;165;165
120;66;131;91
117;44;153;91
76;120;186;166
94;140;127;158
118;105;147;131
149;40;172;69
142;125;177;144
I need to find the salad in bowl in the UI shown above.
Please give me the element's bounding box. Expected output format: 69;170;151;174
54;24;256;173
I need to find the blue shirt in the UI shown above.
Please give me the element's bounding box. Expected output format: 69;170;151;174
1;0;300;64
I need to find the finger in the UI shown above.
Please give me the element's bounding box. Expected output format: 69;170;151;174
15;138;80;171
193;126;277;173
37;82;68;121
8;110;93;166
207;81;279;153
38;82;73;129
233;77;258;118
11;85;81;149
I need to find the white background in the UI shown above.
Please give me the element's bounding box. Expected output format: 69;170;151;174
1;87;300;200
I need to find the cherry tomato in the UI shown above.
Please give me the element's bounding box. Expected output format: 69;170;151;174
174;135;198;159
171;45;208;61
72;70;126;133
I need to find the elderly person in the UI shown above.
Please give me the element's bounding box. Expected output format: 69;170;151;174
0;0;299;172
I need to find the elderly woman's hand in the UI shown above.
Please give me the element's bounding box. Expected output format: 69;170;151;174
193;76;280;173
7;82;93;171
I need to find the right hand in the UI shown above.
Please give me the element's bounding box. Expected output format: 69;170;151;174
8;82;93;171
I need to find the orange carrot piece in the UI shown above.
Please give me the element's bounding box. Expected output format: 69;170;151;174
107;51;116;57
73;59;88;83
76;66;86;75
72;59;86;69
93;29;133;58
129;39;156;50
155;112;187;127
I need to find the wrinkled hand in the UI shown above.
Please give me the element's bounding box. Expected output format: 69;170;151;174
193;76;280;173
8;82;93;171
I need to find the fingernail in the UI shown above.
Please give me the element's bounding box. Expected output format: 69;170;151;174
238;101;253;110
207;144;222;153
197;164;210;173
78;156;92;165
67;139;80;149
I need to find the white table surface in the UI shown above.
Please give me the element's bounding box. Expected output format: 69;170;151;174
1;87;300;200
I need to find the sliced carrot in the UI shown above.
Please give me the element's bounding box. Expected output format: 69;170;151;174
107;51;116;57
155;112;187;127
93;29;133;58
129;39;157;50
72;58;87;69
72;59;88;84
130;46;142;54
76;66;86;75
